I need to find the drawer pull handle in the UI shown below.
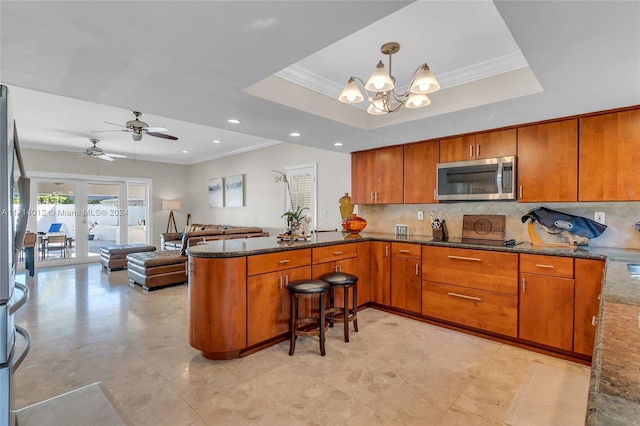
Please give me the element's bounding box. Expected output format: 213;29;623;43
333;251;343;255
278;259;290;264
591;315;598;326
447;292;481;302
399;249;411;253
448;255;481;262
415;264;419;275
535;264;555;269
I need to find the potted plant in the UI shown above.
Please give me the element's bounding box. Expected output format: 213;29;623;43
281;206;309;235
88;220;98;240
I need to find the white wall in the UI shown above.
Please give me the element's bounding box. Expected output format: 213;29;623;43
21;148;190;248
188;143;351;234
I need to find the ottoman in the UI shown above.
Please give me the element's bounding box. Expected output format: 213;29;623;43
99;243;156;271
126;251;188;291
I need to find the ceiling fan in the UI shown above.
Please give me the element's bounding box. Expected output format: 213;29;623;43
77;139;126;161
94;111;178;141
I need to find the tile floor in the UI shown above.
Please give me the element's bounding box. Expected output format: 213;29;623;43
14;264;590;425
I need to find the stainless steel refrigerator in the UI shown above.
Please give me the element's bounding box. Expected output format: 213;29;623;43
0;84;31;426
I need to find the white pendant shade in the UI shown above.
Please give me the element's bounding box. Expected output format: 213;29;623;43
338;78;365;104
366;95;388;115
365;61;394;92
405;93;431;108
409;65;440;94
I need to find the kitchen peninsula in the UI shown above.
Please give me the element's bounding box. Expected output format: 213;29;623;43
187;232;639;424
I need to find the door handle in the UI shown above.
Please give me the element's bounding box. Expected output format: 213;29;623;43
415;263;419;276
469;145;473;157
522;278;526;292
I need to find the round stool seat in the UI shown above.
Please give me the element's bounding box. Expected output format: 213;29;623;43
288;279;330;294
320;272;358;286
319;272;359;343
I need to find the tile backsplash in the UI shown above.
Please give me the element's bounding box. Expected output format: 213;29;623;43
358;201;640;249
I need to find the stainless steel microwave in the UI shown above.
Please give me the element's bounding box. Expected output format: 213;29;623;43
436;156;516;201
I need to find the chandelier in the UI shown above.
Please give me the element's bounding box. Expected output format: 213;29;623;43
338;42;440;115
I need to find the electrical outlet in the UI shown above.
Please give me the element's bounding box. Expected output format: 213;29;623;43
417;210;424;220
594;211;605;225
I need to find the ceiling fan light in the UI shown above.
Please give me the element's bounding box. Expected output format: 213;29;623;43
410;64;440;94
365;61;394;92
405;93;431;108
132;133;143;141
338;78;365;104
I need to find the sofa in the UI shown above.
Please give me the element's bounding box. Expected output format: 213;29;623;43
161;224;269;253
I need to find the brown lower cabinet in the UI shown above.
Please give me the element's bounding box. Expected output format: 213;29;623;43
247;265;311;346
391;243;421;313
370;241;391;305
422;281;518;337
574;258;605;356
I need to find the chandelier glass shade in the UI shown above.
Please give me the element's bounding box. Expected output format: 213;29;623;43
338;42;440;114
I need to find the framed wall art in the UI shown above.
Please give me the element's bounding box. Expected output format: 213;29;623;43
224;174;244;207
208;177;224;208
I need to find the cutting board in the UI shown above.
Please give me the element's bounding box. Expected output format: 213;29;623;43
462;215;505;242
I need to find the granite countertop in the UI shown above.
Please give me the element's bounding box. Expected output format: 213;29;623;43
186;231;607;260
187;231;639;424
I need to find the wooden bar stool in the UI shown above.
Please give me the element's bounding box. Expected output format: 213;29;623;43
319;272;358;342
288;279;330;356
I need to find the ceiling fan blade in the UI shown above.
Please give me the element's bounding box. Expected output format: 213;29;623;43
104;121;127;128
76;153;88;158
147;132;178;140
92;129;129;133
104;153;127;158
144;126;168;133
97;154;115;161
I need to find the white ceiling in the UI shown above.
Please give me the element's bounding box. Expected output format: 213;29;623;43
1;1;639;165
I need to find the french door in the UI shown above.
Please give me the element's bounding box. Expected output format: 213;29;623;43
27;175;151;266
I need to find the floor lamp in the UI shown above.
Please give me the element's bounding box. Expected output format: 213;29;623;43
162;200;181;233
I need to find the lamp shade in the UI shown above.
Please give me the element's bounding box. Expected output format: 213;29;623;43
409;64;440;94
338;78;365;104
367;94;388;115
162;200;181;211
405;93;431;108
365;61;394;92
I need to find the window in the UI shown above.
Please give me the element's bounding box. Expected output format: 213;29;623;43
285;164;316;230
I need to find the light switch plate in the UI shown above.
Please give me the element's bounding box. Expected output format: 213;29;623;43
395;224;409;237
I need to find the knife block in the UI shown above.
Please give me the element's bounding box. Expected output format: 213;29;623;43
432;220;448;241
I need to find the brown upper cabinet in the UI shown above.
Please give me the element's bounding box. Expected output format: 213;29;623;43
517;119;578;202
351;146;403;204
579;109;640;201
439;129;516;163
403;140;439;203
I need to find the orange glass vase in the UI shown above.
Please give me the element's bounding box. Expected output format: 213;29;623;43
342;214;367;234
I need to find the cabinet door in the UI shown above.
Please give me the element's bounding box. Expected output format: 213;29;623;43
517;119;578;202
247;266;311;346
375;146;404;204
579;109;640;201
475;128;517;159
404;140;439;203
574;259;605;356
440;135;475;162
371;241;391;305
391;256;421;313
357;241;371;306
519;273;574;350
351;150;375;204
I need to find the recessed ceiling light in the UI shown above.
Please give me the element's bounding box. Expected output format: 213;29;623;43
182;150;189;154
227;119;241;124
290;132;301;137
212;140;221;144
334;142;343;146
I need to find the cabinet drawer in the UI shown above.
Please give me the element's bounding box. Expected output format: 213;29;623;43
247;249;311;275
422;246;518;295
312;243;357;264
520;254;574;278
422;280;517;337
391;242;421;259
